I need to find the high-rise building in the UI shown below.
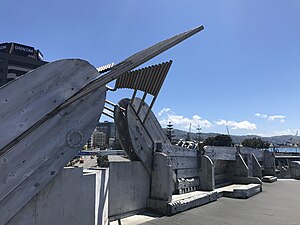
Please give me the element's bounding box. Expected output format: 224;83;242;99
0;42;47;87
92;130;106;149
96;121;116;145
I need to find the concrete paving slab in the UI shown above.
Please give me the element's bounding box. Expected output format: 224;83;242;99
140;180;300;225
171;190;216;202
110;214;158;225
166;191;218;215
262;175;278;183
216;183;262;198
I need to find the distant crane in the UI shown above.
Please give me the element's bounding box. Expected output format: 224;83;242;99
186;123;192;141
289;131;298;145
295;131;298;153
226;125;239;146
226;125;230;136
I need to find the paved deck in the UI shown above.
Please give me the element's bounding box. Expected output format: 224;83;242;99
117;180;300;225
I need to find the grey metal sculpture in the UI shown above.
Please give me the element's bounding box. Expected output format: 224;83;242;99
0;25;204;225
115;96;265;215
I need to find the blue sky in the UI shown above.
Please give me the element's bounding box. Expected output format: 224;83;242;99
2;0;300;136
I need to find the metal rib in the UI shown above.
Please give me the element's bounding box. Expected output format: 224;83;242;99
115;60;173;96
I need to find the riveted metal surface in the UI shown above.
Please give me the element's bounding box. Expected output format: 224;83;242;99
114;98;139;161
66;130;84;148
127;103;153;173
0;59;100;156
131;97;170;143
0;86;106;225
124;98;171;173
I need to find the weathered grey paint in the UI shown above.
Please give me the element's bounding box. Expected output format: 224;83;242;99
108;161;150;219
6;167;109;225
240;147;264;161
150;152;173;201
0;87;106;225
0;59;99;154
130;98;170;144
161;144;198;157
114;99;139;160
199;155;214;191
263;150;276;176
252;154;262;178
290;161;300;179
127;103;153;173
203;146;236;161
234;154;249;177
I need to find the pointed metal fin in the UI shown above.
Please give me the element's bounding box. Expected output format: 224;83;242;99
60;25;204;110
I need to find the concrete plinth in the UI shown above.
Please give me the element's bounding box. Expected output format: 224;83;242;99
290;161;300;179
216;183;262;199
6;167;109;225
109;161;150;221
262;176;278;183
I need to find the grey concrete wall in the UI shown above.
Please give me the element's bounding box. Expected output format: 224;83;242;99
6;167;109;225
150;153;173;201
290;161;300;179
199;155;214;191
109;161;150;219
234;154;249;177
263;150;276;176
240;147;264;161
252;154;262;178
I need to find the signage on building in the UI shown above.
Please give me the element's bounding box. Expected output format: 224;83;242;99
13;43;34;57
0;43;9;53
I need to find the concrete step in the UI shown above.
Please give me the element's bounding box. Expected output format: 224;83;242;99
147;183;262;216
216;183;262;199
167;191;218;215
147;191;218;216
262;176;278;183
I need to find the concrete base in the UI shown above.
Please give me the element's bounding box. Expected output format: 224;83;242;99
262;176;278;183
140;180;300;225
6;167;109;225
167;191;218;215
147;191;218;216
147;182;262;216
109;161;150;220
216;183;262;199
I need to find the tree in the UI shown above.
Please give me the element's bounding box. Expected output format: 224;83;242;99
242;138;270;149
203;134;233;147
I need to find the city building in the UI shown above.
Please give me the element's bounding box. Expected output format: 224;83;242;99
0;42;47;87
109;137;115;149
92;130;106;149
96;121;116;146
87;137;93;149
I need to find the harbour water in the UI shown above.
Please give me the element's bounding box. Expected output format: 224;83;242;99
268;147;299;153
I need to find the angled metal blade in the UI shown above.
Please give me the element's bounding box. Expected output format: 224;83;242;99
0;25;204;159
60;25;204;109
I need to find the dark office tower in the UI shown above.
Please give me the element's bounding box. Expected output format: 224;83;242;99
0;42;47;87
96;121;116;145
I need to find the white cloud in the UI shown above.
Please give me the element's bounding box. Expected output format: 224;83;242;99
215;119;257;130
158;108;171;117
255;113;286;123
268;115;286;123
254;113;268;119
157;108;213;131
254;129;297;137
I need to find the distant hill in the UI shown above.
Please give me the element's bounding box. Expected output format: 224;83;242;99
165;129;300;146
